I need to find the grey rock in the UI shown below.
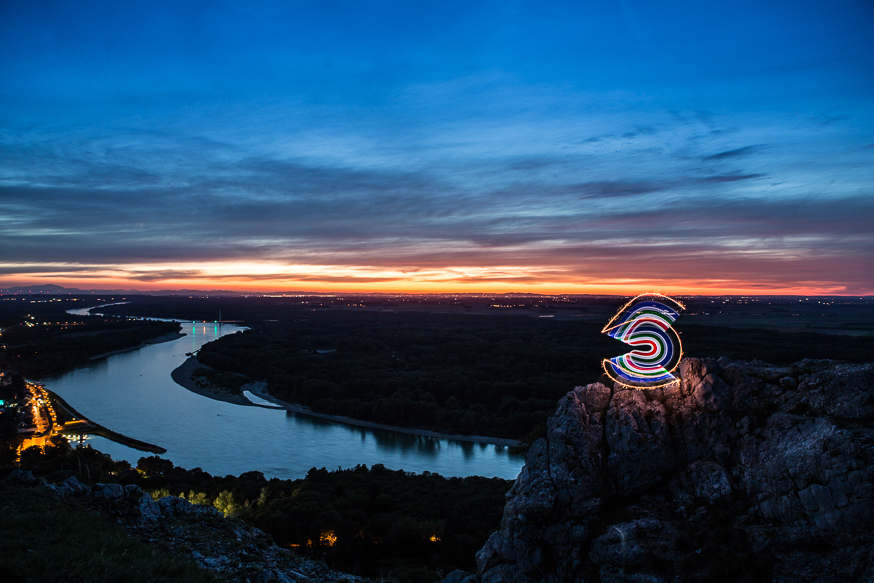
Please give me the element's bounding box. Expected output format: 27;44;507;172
481;564;530;583
38;477;362;583
255;570;297;583
671;460;732;504
590;519;678;569
158;494;196;515
138;493;161;522
606;389;674;496
61;475;88;495
124;483;143;498
91;482;125;500
442;569;471;583
599;565;666;583
6;469;38;484
49;475;89;498
475;358;874;583
779;376;797;390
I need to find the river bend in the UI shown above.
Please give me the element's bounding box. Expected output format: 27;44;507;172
45;315;524;480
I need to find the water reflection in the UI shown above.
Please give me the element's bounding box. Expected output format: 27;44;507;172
283;411;477;458
46;313;524;481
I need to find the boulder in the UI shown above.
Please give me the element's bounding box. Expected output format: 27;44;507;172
57;475;89;497
475;358;874;583
91;482;125;500
6;469;39;485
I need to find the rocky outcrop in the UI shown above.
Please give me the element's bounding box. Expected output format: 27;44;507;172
8;471;366;583
471;358;874;583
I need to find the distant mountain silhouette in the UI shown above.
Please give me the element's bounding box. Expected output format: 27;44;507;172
0;284;246;296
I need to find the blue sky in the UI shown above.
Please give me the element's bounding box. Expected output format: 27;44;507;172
1;1;873;293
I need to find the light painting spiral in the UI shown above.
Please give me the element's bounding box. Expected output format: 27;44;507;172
602;293;684;388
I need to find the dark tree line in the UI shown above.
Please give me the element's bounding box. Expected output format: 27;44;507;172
2;441;511;583
193;309;874;440
196;311;616;439
83;296;874;440
0;296;180;378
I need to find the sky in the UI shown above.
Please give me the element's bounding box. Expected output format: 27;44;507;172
1;0;873;295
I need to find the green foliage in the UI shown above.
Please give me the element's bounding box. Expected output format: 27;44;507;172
213;489;244;516
257;486;270;507
0;482;219;583
137;455;175;477
125;456;510;579
182;490;211;506
242;464;509;577
150;487;171;501
12;443;511;580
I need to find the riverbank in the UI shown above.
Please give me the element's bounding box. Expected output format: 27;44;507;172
170;355;255;407
172;356;519;447
48;390;166;454
88;331;186;361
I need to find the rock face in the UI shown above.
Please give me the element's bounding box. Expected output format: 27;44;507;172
474;358;874;583
11;473;365;583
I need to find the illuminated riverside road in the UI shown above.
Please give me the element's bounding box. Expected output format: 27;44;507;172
44;315;525;480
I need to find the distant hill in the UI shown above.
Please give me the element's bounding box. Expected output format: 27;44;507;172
0;284;246;296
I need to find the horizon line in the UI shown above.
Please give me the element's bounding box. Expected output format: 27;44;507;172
1;284;871;299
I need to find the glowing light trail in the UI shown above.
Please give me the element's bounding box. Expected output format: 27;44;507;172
602;293;685;389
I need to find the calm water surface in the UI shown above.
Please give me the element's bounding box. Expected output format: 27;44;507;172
47;316;524;480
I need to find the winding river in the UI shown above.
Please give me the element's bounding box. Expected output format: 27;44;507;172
44;310;524;480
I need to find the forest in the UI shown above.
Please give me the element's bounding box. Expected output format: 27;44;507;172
6;442;510;582
95;295;874;441
7;294;873;441
0;296;181;378
3;294;874;580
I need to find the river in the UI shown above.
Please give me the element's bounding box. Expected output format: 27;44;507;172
45;309;525;480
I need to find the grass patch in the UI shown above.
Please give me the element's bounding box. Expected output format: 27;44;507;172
0;482;221;583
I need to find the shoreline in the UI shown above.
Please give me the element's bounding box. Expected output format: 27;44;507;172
171;356;520;447
88;331;187;361
170;355;255;407
47;390;166;454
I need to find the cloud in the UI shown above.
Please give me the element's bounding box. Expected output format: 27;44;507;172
695;173;763;183
570;174;762;199
1;89;871;293
572;180;664;198
126;270;203;282
703;145;762;160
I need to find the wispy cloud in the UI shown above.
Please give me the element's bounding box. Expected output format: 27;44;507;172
703;145;763;160
1;1;872;293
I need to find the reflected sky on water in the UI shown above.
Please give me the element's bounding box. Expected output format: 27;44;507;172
49;315;524;480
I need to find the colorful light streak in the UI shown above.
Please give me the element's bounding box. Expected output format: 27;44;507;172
601;293;685;389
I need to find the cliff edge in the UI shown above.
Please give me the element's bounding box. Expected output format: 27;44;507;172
469;357;874;583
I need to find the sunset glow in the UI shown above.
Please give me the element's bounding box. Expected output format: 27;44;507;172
0;261;865;296
1;2;872;296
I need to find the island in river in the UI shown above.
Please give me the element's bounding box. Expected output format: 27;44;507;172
171;355;519;446
144;296;874;446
